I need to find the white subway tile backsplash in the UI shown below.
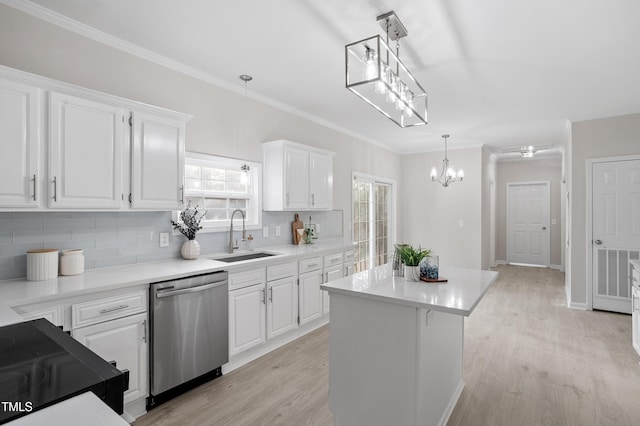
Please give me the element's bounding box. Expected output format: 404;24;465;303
0;210;343;280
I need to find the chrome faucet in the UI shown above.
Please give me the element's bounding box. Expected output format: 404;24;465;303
229;209;246;253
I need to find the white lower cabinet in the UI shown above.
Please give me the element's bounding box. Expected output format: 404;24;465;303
267;276;298;339
72;312;148;405
323;265;342;315
229;283;267;356
299;270;323;325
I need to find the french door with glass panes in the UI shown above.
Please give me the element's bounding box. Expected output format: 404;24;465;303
352;174;393;273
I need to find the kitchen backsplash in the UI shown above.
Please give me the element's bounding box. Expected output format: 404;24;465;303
0;210;344;281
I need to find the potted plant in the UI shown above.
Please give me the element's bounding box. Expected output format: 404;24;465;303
171;201;207;259
396;245;431;281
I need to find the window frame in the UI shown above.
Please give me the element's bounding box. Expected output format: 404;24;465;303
177;152;262;234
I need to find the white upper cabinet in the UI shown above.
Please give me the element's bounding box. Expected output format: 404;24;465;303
49;91;124;209
0;65;191;211
130;111;185;210
0;79;40;207
263;140;334;211
309;152;333;209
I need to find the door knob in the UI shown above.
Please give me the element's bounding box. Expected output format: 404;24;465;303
542;227;547;230
594;239;603;245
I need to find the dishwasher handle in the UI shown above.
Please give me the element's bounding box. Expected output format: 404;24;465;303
156;280;227;298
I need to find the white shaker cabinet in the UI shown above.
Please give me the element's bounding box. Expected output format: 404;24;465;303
130;111;185;209
267;276;298;339
0;78;40;208
262;140;334;211
49;91;124;209
309;152;333;209
228;283;267;356
73;312;148;405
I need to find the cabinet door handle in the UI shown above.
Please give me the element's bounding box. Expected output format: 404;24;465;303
142;319;147;343
269;287;273;302
52;176;57;202
99;304;129;315
179;185;184;204
32;174;37;201
324;272;328;283
261;289;266;304
311;193;315;206
286;192;290;206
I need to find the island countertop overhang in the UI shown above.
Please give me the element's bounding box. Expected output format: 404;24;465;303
321;264;498;316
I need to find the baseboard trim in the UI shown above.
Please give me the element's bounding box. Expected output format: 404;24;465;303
549;264;562;270
568;301;589;310
438;380;465;426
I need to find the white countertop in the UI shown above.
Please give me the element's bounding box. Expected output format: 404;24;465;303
0;239;354;319
6;392;129;426
321;264;498;316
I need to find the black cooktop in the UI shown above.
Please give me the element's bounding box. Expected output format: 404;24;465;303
0;319;128;424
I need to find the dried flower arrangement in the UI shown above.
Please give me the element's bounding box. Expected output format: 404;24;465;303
171;201;207;240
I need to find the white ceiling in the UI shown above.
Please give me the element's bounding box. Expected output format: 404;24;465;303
20;0;640;154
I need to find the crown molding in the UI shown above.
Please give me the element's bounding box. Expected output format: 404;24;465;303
1;0;399;154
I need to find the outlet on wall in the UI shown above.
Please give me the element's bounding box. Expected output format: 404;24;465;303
275;226;281;237
159;232;169;247
263;226;269;238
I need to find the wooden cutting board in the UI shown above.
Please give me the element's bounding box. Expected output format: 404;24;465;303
292;214;304;245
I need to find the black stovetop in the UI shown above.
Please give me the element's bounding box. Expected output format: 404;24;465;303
0;319;127;424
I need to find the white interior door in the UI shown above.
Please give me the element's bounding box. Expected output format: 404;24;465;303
507;182;550;266
591;159;640;314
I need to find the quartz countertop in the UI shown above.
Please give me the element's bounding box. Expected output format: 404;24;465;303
0;239;354;314
321;264;498;316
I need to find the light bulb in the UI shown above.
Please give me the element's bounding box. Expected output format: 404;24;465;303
363;48;377;81
446;167;456;179
375;64;388;94
457;169;464;180
386;73;397;102
406;92;414;117
430;167;438;181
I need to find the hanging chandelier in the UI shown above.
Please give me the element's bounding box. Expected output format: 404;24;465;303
431;135;464;187
345;11;428;128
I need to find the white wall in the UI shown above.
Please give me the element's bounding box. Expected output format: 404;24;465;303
400;147;484;269
494;156;563;266
569;113;640;306
0;3;403;240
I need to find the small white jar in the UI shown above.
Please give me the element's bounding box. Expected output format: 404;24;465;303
60;249;85;276
27;249;59;281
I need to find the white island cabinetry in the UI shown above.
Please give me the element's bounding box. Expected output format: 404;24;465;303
322;265;498;426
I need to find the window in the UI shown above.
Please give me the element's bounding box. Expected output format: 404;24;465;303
352;173;395;272
182;153;261;231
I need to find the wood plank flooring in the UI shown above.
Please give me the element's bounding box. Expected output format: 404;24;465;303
134;265;640;425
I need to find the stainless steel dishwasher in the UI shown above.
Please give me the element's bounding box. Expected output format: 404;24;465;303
148;271;228;408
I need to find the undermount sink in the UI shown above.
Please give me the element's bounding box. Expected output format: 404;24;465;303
212;252;277;263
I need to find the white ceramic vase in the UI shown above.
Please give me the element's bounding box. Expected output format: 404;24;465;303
404;265;421;282
181;239;200;260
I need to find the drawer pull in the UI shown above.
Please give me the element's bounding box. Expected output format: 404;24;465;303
307;263;318;268
99;304;129;315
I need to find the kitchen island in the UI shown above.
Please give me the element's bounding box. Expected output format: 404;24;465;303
321;264;498;426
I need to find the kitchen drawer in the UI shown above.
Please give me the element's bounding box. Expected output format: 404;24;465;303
324;252;343;267
299;256;322;273
72;290;147;329
229;267;266;290
267;262;297;281
344;249;354;263
19;305;65;328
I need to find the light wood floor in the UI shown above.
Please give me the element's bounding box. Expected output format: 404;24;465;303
135;265;640;425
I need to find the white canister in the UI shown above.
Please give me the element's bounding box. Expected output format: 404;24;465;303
27;249;59;281
60;249;85;276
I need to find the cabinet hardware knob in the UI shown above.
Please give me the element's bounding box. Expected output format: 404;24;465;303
594;239;603;245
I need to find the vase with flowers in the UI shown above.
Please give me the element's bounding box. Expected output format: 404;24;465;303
171;201;207;259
